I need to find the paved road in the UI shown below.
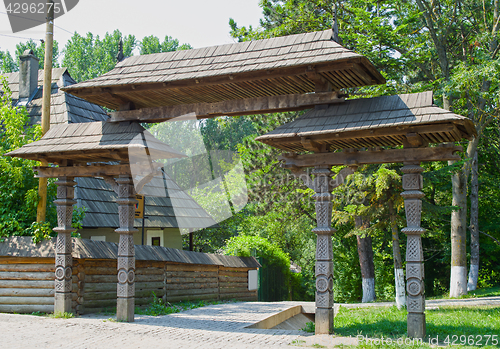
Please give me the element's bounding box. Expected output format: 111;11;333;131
1;297;498;349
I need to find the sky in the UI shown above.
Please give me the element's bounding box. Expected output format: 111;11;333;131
0;0;263;57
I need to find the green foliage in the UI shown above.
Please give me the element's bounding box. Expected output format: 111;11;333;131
0;50;16;73
71;207;86;231
28;221;53;244
302;321;315;333
61;30;193;84
62;30;136;82
135;292;228;316
224;234;293;301
0;76;53;240
15;39;60;70
139;35;192;55
49;311;74;319
224;235;290;271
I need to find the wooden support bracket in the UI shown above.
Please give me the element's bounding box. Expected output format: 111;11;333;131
33;164;132;178
279;145;462;168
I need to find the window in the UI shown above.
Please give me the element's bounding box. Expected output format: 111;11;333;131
152;237;161;246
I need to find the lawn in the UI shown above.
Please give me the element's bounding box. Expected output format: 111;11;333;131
427;286;500;300
333;305;500;348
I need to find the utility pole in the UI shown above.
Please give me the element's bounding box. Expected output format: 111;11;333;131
36;0;54;222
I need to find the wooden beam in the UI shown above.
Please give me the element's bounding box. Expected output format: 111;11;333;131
33;164;132;178
262;123;460;145
108;91;344;123
301;137;325;152
279;145;462;168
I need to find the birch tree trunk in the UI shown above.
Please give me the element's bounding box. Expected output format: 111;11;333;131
468;151;479;291
355;216;375;303
389;198;406;308
449;168;468;297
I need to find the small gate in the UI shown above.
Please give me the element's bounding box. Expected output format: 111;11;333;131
257;257;288;301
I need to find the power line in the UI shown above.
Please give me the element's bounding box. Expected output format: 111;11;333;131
0;33;41;41
0;11;73;34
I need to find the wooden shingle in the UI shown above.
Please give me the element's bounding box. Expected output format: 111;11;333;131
256;92;476;151
62;29;385;110
0;237;260;268
5;121;185;164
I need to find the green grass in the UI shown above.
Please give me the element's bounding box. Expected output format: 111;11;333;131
135;293;236;316
48;311;74;319
302;321;315;333
427;285;500;300
334;305;500;348
460;286;500;299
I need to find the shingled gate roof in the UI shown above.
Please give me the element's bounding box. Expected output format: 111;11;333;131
256;92;477;152
1;68;109;125
5;121;185;164
0;236;260;268
62;29;385;110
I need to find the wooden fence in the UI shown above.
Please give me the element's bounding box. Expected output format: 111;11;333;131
0;237;259;314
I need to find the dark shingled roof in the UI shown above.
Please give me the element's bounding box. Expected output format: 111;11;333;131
62;29;385;110
76;176;217;229
0;236;260;268
1;68;109;125
256;92;477;152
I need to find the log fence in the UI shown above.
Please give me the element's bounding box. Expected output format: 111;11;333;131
0;238;259;314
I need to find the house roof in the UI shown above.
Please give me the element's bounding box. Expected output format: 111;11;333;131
5;121;185;164
1;68;109;125
256;91;477;152
76;176;217;230
3;68;213;231
0;236;260;268
62;29;385;110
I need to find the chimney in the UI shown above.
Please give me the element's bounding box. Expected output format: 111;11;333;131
19;49;39;99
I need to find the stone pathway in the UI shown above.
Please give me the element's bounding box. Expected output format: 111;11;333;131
0;297;498;349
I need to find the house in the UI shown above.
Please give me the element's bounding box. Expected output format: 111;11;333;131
1;50;214;248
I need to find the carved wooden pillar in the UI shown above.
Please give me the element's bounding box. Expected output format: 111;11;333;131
312;167;334;334
115;175;138;322
401;163;426;339
53;177;76;314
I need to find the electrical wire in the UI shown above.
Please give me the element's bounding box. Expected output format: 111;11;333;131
0;33;40;41
0;10;73;34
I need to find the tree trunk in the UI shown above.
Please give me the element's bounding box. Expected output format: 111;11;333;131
388;198;406;308
355;216;375;303
468;151;479;291
450;168;468;297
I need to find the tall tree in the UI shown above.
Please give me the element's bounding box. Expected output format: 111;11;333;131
468;151;479;290
0;77;56;236
355;216;376;302
15;39;60;69
0;51;16;73
139;35;192;54
62;30;136;82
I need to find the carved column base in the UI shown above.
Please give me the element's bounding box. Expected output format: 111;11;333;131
315;308;334;334
117;298;135;322
54;293;72;314
408;313;426;339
